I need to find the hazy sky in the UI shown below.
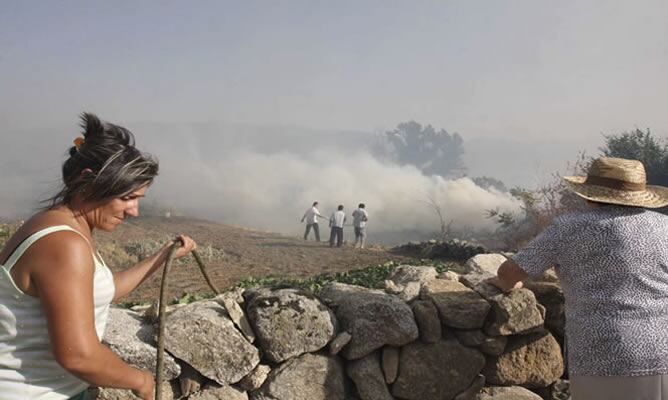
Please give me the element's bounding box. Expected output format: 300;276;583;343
1;1;667;240
2;1;667;136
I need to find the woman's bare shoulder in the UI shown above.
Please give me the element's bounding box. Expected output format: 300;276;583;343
18;209;78;234
1;209;86;263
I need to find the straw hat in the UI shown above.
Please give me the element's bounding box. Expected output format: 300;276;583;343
563;157;668;208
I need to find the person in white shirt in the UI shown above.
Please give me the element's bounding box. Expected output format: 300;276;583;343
301;201;324;241
329;205;346;247
0;113;197;400
352;203;369;249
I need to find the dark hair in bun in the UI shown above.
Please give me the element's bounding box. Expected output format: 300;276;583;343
43;112;159;207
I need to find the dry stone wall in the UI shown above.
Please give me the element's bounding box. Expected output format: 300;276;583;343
91;254;566;400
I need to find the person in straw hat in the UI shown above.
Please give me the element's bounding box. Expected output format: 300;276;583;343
489;157;668;400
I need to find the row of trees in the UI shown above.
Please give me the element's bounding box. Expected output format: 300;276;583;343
373;121;667;248
490;128;668;249
372;121;466;178
376;122;667;188
601;128;668;186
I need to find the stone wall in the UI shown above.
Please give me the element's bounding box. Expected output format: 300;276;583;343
92;254;566;400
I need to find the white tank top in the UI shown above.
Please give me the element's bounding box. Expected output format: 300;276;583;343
0;225;116;399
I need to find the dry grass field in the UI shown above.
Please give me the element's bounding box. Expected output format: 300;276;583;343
93;216;410;304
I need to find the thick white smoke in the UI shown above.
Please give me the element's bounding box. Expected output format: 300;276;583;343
150;148;523;242
0;124;524;244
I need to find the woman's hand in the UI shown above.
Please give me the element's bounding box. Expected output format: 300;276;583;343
132;370;155;400
171;234;197;259
486;259;528;293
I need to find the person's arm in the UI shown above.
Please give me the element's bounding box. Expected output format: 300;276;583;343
33;233;154;399
489;219;565;293
112;235;196;300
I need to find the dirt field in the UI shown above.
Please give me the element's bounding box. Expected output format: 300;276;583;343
97;216;409;304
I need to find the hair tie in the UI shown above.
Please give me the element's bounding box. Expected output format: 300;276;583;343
73;137;85;150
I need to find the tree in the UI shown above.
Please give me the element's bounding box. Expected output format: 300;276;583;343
472;176;508;192
600;128;668;186
373;121;466;178
486;152;591;250
423;194;454;241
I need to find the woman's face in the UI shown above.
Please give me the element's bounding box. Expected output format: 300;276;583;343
92;185;148;231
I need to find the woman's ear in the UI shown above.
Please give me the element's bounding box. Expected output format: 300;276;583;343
80;168;94;177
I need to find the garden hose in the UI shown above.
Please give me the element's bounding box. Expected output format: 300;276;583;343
155;241;221;400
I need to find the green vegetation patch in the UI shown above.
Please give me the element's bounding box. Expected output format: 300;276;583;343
118;259;465;308
236;259;465;294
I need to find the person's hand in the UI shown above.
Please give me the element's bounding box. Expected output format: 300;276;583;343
132;370;155;400
171;234;197;259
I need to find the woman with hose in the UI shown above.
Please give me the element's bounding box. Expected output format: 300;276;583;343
0;113;196;400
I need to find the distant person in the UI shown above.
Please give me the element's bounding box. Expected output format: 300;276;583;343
301;201;324;241
329;205;346;247
352;203;369;249
488;157;668;400
0;113;197;400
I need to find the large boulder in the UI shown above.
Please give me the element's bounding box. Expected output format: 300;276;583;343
189;384;248;400
393;340;486;400
251;353;346;400
459;272;495;290
164;300;260;384
464;254;507;275
381;346;399;384
474;386;543;400
482;331;564;388
103;307;180;380
523;281;565;337
89;381;179;400
453;330;507;356
387;265;438;286
215;288;256;343
347;352;395;400
474;284;544;336
330;331;353;355
238;364;272;392
411;300;442;343
386;265;439;301
246;288;338;363
319;283;419;360
420;280;490;330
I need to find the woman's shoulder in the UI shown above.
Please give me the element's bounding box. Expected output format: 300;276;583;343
18;210;77;235
13;211;88;249
1;211;90;268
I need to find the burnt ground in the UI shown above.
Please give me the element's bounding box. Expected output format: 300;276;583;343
97;216;409;304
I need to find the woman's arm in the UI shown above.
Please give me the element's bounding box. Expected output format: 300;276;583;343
112;235;196;300
33;233;154;399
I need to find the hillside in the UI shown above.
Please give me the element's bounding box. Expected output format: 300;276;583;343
96;216;410;304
